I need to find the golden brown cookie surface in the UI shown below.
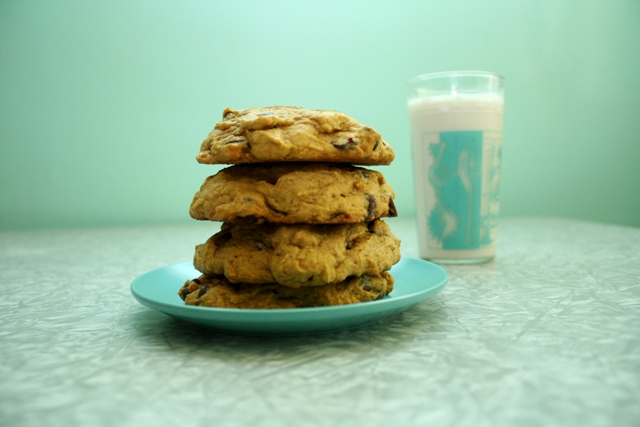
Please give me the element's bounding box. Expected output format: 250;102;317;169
193;219;401;288
189;162;397;224
178;272;394;309
196;106;395;165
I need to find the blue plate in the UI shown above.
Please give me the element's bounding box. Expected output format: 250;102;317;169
130;257;448;336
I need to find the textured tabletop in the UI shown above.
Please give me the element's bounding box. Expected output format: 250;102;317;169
1;217;639;427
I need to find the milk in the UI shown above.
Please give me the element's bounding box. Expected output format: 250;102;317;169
408;93;504;262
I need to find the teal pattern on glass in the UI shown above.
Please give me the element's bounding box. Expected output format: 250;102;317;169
428;131;483;249
480;142;501;246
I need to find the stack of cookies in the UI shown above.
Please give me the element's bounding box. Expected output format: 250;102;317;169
178;106;401;309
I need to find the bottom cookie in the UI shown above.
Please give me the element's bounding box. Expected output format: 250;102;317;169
178;272;394;309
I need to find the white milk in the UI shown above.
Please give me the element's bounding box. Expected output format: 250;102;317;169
408;93;504;262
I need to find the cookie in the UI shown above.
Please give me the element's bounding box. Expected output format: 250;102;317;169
193;219;401;288
196;106;395;165
178;272;394;309
189;162;397;224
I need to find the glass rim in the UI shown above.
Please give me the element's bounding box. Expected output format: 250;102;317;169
408;70;504;86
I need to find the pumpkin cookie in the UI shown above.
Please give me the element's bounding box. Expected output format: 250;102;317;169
189;162;397;224
196;106;395;165
193;219;401;288
178;272;394;309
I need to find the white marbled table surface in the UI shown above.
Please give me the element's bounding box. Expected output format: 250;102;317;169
1;217;639;427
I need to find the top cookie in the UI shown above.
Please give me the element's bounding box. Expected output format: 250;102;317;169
196;106;395;165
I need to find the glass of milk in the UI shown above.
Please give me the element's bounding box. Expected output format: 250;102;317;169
408;71;504;263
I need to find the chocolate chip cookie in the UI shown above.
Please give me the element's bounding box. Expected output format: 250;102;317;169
193;219;401;288
189;162;397;224
196;106;395;165
178;272;394;309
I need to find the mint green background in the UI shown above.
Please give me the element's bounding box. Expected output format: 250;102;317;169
1;0;639;230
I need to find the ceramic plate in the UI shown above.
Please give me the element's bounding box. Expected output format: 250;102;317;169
131;257;448;336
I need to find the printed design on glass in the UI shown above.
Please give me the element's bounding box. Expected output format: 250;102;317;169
426;131;485;250
481;137;501;246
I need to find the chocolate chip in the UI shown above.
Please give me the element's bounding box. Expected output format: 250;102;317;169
388;198;398;217
224;137;246;145
366;194;377;221
179;284;191;299
373;139;380;150
346;240;354;250
197;286;208;297
332;137;359;150
361;276;372;292
192;278;201;285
